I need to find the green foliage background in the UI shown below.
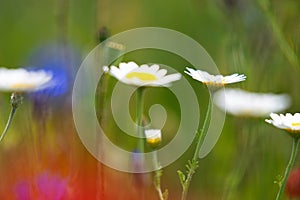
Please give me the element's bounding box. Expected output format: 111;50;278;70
0;0;300;199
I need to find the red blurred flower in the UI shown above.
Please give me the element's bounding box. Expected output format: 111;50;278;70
286;168;300;198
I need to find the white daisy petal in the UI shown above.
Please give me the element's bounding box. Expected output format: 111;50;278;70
156;69;167;78
270;113;282;122
139;64;150;72
118;62;127;70
110;66;124;79
149;64;159;72
185;68;206;82
158;73;182;85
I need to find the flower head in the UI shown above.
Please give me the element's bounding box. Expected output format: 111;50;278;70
265;113;300;137
0;68;52;92
286;168;300;198
184;67;246;86
214;88;291;117
14;172;68;200
35;172;67;200
109;61;181;87
145;129;162;147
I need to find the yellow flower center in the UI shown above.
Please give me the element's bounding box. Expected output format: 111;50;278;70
126;72;157;81
221;78;226;84
205;82;224;87
292;122;300;127
12;83;36;89
146;137;161;146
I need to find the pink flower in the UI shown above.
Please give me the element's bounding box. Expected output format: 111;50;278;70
14;172;68;200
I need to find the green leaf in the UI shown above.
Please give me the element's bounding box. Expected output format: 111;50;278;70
163;189;169;200
177;170;186;188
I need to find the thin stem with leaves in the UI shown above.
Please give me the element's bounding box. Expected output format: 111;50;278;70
178;94;213;200
153;151;168;200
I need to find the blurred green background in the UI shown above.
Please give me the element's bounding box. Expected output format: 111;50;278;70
0;0;300;199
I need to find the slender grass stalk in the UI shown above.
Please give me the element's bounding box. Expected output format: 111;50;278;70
258;0;299;71
276;138;299;200
222;119;258;199
180;94;213;200
96;72;110;200
56;0;69;44
95;31;124;198
136;87;145;152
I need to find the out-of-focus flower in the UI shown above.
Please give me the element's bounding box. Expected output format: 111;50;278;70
27;44;79;98
265;113;300;137
26;44;79;120
131;149;151;188
109;61;181;87
0;68;52;92
14;172;68;200
214;88;291;117
184;67;246;86
14;181;31;200
36;173;67;200
286;168;300;198
32;67;69;98
145;129;162;147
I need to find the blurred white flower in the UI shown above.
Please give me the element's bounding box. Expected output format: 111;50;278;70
109;61;181;87
185;67;246;86
266;113;300;134
214;88;291;117
0;68;52;92
145;129;162;146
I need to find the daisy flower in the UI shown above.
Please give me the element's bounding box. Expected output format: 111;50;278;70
265;113;300;136
184;67;246;86
0;68;52;92
0;67;53;142
214;88;291;117
145;129;162;147
109;61;181;87
266;113;300;199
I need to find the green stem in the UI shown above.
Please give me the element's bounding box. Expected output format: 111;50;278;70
153;152;167;200
0;107;17;142
181;94;213;200
193;96;212;161
276;138;299;200
136;87;145;152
